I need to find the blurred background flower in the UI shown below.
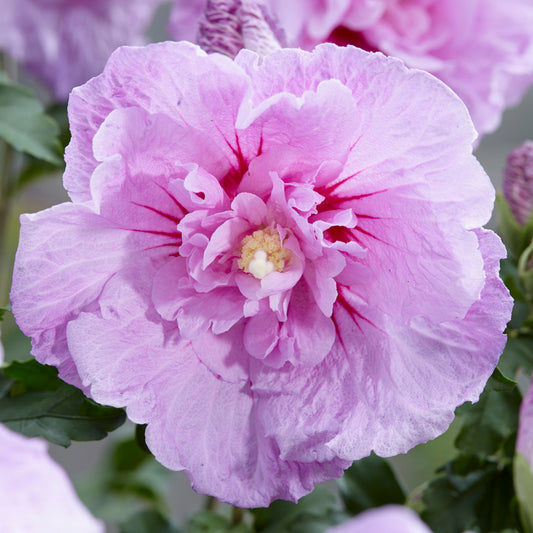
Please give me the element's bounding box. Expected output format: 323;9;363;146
0;0;166;100
0;423;104;533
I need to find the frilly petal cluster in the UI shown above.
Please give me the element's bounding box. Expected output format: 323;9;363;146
517;378;533;470
267;0;533;137
11;41;512;507
327;506;432;533
0;0;163;99
0;424;103;532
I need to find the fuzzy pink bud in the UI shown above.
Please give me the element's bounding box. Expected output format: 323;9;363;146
197;0;281;58
503;141;533;225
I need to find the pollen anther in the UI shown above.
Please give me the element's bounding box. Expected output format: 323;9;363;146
238;228;291;279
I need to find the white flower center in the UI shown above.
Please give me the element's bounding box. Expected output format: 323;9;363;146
248;250;275;279
238;228;291;279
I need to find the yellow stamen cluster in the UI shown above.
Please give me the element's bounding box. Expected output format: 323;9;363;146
238;228;291;279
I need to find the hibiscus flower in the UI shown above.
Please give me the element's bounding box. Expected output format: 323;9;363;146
11;42;512;506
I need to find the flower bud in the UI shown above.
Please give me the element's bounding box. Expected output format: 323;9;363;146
197;0;281;58
503;140;533;225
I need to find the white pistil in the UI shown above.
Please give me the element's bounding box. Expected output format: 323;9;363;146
247;250;274;279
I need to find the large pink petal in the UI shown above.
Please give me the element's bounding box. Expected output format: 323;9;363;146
253;229;510;462
251;347;358;463
329;229;512;459
237;78;361;165
237;44;493;228
11;203;155;337
66;41;261;202
67;264;348;507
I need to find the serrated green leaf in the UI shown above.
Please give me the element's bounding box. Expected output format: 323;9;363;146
514;453;533;533
421;459;518;533
0;359;125;446
7;103;70;196
119;509;179;533
252;487;346;533
337;453;406;515
5;358;60;391
0;75;63;165
454;383;521;458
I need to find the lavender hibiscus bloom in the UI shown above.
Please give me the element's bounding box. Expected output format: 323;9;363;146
0;0;163;99
0;424;103;532
11;41;512;506
327;506;432;533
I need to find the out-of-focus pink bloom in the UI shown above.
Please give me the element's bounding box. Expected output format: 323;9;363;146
517;378;533;470
327;506;432;533
0;424;103;532
502;141;533;225
168;0;207;42
0;0;163;99
273;0;533;138
169;0;533;138
11;41;511;506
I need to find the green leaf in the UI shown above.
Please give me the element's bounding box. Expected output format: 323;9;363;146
119;510;179;533
5;359;60;391
0;304;11;321
0;372;14;397
497;193;533;261
497;194;527;260
501;262;526;303
499;335;533;382
252;486;346;533
514;453;533;533
490;367;517;390
421;459;519;533
7;103;70;195
0;73;63;165
0;359;125;446
454;379;521;458
183;511;251;533
337;453;406;515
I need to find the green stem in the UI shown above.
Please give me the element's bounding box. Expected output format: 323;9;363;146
231;506;244;526
204;495;217;512
0;139;14;305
